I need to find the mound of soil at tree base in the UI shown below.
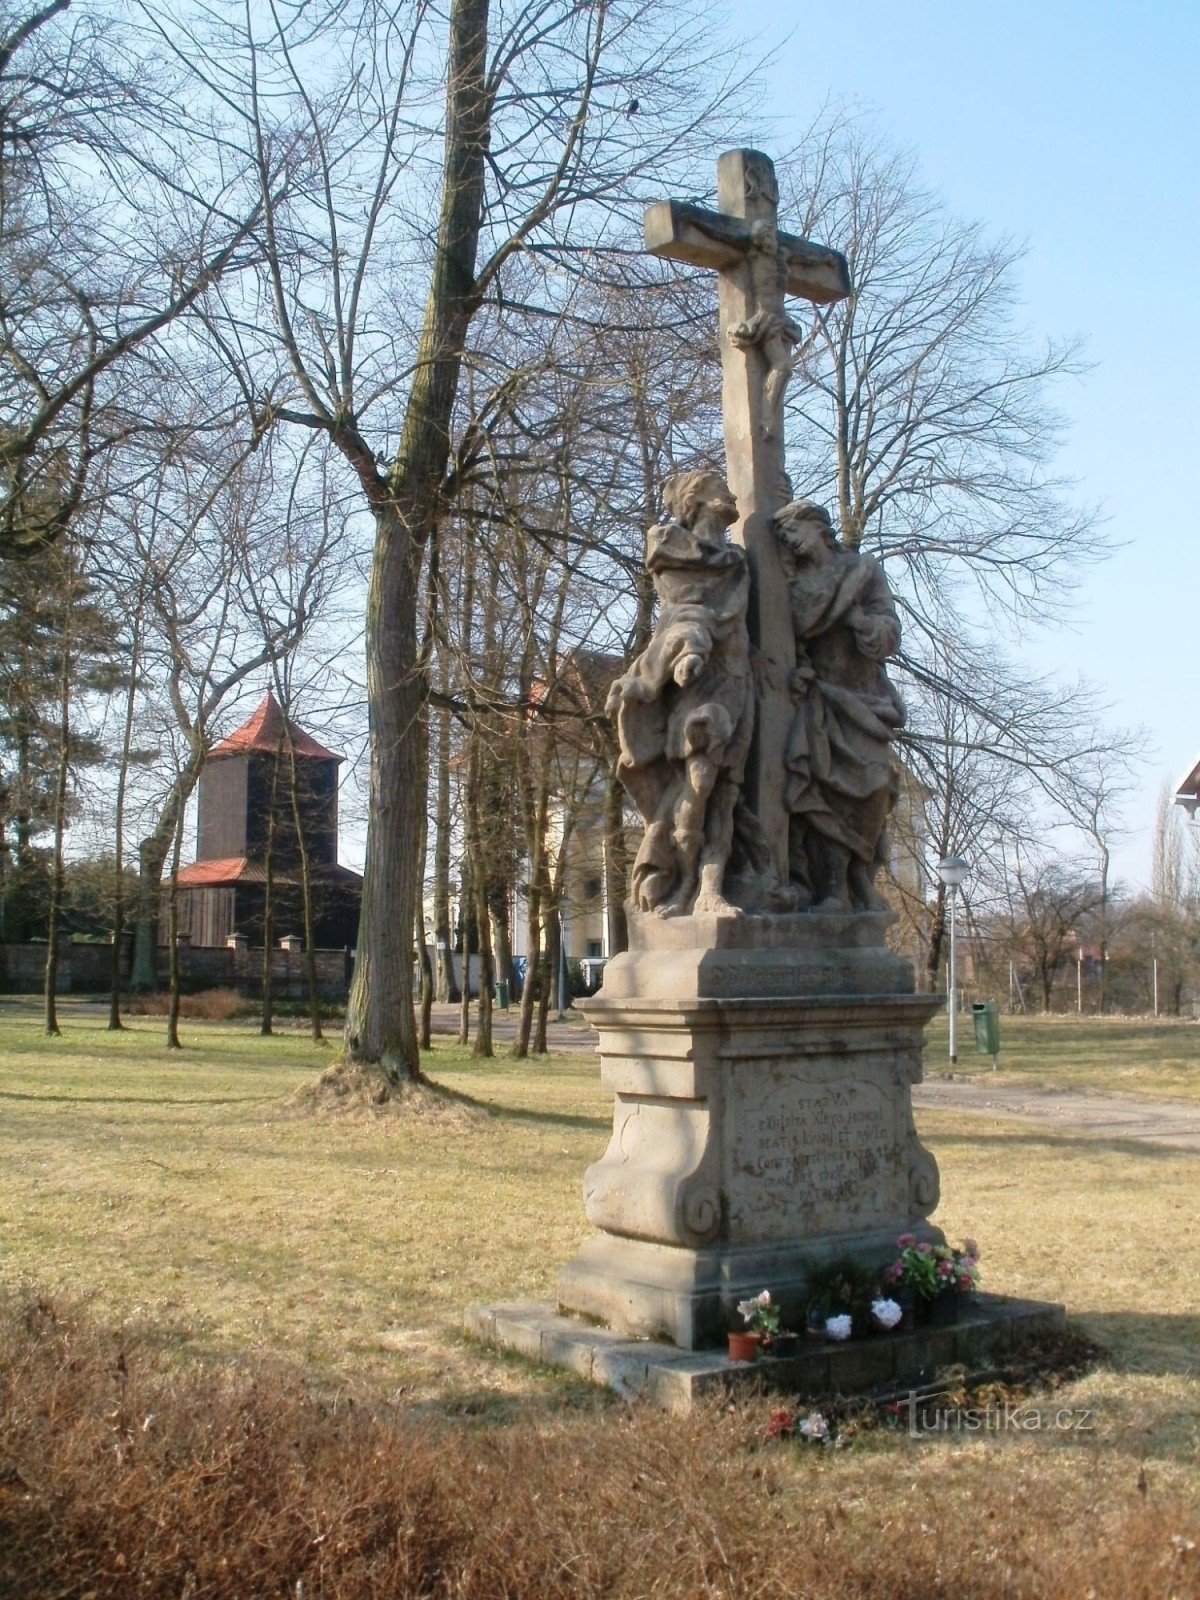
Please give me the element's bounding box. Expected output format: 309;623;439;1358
280;1061;490;1125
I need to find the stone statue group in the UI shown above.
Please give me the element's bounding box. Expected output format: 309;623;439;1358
606;471;905;920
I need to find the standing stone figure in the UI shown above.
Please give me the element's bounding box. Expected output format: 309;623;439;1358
774;500;905;912
606;471;754;918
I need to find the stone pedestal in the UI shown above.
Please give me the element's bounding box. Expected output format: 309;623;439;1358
555;911;944;1350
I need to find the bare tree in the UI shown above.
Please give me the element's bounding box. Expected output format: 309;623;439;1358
159;0;752;1085
0;0;273;557
999;846;1104;1012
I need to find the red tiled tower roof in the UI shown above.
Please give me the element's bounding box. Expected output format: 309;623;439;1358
208;692;342;764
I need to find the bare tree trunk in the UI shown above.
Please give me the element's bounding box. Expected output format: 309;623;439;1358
514;881;541;1059
516;779;552;1058
416;905;434;1051
43;613;72;1038
488;880;513;994
535;907;557;1053
1097;839;1111;1013
345;502;425;1077
466;741;494;1058
414;718;434;1052
260;747;281;1036
603;756;628;956
925;881;947;995
165;792;186;1050
108;606;142;1030
457;851;472;1047
433;695;459;1002
286;753;324;1044
345;0;490;1082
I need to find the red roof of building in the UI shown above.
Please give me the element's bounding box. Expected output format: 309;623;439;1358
174;856;363;889
174;856;291;887
208;692;342;764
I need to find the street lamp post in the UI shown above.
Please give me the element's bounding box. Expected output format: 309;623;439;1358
937;855;971;1064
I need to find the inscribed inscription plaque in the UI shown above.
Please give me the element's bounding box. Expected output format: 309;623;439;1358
730;1070;904;1240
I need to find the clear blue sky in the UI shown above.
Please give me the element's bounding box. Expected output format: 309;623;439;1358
741;0;1199;889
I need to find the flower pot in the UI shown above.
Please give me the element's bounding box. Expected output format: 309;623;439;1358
727;1331;760;1363
925;1290;961;1327
765;1332;801;1359
894;1287;916;1333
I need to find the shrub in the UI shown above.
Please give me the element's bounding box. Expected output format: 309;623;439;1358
124;988;251;1021
1;1296;1197;1600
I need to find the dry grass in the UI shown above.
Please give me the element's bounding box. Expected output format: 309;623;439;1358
925;1011;1200;1100
282;1059;492;1123
2;1297;1198;1600
124;988;253;1021
1;1005;1199;1596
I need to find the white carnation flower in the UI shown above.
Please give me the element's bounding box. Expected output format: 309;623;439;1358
871;1297;903;1329
824;1313;852;1341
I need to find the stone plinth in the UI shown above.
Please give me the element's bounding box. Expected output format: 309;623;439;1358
467;1294;1067;1413
555;911;943;1350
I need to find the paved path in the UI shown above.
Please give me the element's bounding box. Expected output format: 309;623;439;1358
912;1077;1200;1151
431;1005;1200;1151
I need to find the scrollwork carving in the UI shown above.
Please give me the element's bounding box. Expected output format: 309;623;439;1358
678;1180;723;1245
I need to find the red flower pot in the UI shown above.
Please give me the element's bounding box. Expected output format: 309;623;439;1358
727;1331;761;1363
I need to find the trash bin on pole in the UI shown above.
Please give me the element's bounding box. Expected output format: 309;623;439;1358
495;979;511;1011
972;1002;999;1068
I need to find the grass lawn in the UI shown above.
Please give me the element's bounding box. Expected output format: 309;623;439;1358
924;1009;1200;1100
1;1002;1198;1596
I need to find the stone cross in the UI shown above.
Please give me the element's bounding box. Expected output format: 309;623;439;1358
644;149;851;880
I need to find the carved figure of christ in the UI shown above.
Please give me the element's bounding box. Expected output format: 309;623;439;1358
643;148;851;883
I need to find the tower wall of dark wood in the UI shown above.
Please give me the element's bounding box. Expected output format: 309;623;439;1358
242;755;338;866
197;760;249;859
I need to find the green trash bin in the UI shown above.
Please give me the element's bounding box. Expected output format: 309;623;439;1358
495;979;511;1012
972;1002;999;1062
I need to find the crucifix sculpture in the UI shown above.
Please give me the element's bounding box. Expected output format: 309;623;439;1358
643;149;851;881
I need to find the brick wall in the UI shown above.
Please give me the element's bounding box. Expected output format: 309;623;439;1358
0;940;352;1001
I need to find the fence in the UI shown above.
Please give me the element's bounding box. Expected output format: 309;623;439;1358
0;940;353;1002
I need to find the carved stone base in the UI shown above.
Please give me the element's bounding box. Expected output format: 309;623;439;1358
555;911;944;1351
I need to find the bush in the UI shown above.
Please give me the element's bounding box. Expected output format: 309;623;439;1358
124;988;251;1021
1;1296;1197;1600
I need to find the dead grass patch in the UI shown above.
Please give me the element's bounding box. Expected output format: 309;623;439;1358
124;988;252;1021
2;1296;1197;1600
281;1059;491;1124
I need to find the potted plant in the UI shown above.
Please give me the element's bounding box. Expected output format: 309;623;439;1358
729;1289;779;1362
764;1327;801;1359
882;1234;981;1325
802;1256;876;1342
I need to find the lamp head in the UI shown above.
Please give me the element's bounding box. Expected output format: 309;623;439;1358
937;854;971;890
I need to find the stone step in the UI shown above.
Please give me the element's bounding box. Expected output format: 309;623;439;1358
465;1293;1066;1413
